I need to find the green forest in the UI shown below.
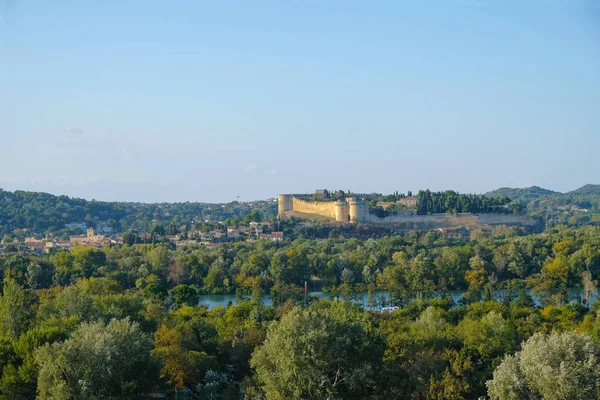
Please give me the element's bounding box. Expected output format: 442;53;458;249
3;185;600;240
0;189;278;239
415;190;511;214
1;222;600;398
2;186;600;398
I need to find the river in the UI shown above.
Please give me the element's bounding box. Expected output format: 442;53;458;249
197;288;594;310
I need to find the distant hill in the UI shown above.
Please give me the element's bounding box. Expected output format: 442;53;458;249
486;185;600;202
567;184;600;196
486;185;600;226
0;188;277;237
485;186;559;201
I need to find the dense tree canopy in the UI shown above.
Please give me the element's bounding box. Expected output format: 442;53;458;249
487;331;600;400
1;192;600;398
0;188;277;239
251;301;384;399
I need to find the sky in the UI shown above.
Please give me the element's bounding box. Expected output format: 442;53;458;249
1;1;599;203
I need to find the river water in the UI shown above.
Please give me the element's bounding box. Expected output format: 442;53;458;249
198;288;593;310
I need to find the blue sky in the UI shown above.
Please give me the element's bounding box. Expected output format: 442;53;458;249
1;1;598;202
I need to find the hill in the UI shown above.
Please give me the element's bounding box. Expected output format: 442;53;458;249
485;186;559;201
0;188;277;238
568;184;600;196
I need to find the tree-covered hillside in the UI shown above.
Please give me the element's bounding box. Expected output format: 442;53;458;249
1;224;600;398
485;186;559;201
0;189;277;238
568;184;600;196
485;185;600;227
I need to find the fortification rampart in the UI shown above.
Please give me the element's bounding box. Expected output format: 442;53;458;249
279;194;539;231
363;213;479;228
292;197;338;220
477;214;538;226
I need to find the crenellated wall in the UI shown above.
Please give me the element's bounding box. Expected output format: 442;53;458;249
278;194;539;230
291;197;338;220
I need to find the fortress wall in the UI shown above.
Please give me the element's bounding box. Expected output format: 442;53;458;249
280;193;539;231
364;213;479;228
292;197;338;220
477;214;538;226
363;213;538;230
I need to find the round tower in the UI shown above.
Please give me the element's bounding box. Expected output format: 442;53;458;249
335;199;349;223
278;194;294;217
348;198;368;223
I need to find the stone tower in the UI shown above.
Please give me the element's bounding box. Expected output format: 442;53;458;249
278;194;293;217
334;199;349;222
348;198;368;223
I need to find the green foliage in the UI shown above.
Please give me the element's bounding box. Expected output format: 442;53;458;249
487;332;600;399
143;282;167;300
416;189;511;214
251;301;385;399
486;186;560;201
35;318;154;399
172;284;198;307
0;278;36;339
2;214;600;398
0;188;277;237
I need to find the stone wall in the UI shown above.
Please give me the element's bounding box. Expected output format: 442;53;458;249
364;213;479;228
364;212;538;230
278;194;539;231
292;197;338;220
477;214;538;226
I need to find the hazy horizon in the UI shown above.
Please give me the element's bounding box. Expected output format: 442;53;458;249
2;1;599;202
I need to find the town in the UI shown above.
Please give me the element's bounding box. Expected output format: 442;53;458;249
0;222;284;256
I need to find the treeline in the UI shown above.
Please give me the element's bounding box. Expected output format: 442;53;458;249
416;189;512;214
486;184;600;228
0;189;277;238
1;226;600;398
0;274;599;398
3;225;600;308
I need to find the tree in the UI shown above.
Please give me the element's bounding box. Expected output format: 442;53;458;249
143;282;168;301
26;261;55;290
71;245;106;278
172;284;198;307
0;278;36;339
251;282;262;305
487;332;600;400
582;270;597;307
466;255;487;292
148;245;171;273
121;231;138;246
460;311;515;360
35;318;153;399
152;323;218;390
251;301;384;399
195;370;231;400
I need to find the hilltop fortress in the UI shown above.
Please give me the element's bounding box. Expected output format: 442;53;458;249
278;194;368;223
278;193;540;231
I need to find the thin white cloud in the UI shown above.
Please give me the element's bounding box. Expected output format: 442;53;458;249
67;127;84;135
245;164;279;175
